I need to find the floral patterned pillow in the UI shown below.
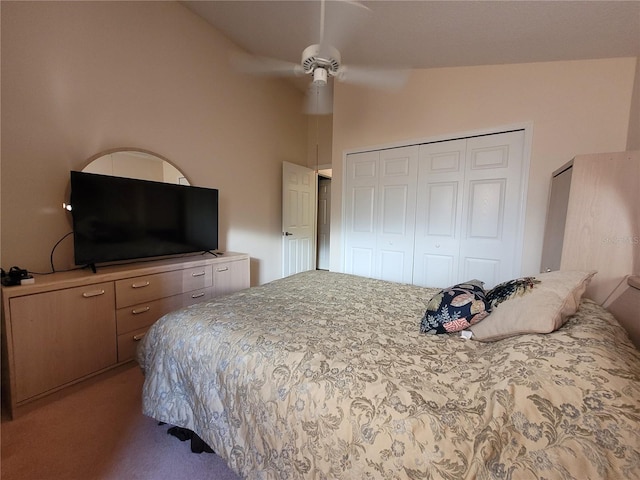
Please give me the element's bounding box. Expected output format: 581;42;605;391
485;277;541;309
420;280;491;335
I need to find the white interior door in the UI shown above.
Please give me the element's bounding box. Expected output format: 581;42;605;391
282;162;317;277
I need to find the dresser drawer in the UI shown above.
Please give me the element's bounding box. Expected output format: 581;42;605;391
117;327;149;363
182;265;213;292
116;294;184;335
115;270;184;308
181;286;214;307
115;266;213;308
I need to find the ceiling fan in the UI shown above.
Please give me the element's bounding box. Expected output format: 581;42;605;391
232;0;409;115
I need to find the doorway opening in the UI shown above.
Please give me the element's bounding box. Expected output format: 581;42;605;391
317;173;331;270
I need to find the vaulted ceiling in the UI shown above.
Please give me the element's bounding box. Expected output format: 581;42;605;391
183;1;640;71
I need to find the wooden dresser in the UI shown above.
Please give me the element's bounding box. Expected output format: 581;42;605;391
1;252;249;418
540;151;639;304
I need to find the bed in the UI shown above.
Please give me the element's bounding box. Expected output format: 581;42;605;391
137;270;640;479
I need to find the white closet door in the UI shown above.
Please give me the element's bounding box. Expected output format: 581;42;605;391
344;150;379;278
376;146;419;283
344;129;527;288
458;131;525;288
413;140;467;287
344;146;418;283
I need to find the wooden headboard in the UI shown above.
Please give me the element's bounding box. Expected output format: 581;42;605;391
606;275;640;349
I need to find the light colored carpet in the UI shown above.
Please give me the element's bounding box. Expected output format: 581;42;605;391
1;364;242;480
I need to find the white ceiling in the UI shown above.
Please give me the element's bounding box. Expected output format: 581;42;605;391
183;1;640;70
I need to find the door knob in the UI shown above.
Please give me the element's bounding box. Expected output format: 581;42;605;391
284;232;293;236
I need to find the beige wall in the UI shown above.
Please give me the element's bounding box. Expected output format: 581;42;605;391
307;115;333;170
627;58;640;151
3;2;635;286
330;58;637;276
1;1;308;285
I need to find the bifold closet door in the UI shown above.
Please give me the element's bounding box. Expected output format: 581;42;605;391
344;130;526;288
413;140;467;288
457;131;526;287
413;131;525;288
344;146;418;284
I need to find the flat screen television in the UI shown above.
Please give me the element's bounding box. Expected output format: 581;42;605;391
70;171;219;269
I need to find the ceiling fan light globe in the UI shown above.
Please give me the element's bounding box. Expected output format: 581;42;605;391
313;67;328;85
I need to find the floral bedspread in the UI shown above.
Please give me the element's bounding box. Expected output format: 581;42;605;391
137;270;640;479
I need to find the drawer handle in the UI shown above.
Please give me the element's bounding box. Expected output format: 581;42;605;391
131;281;150;289
191;292;205;299
216;267;229;272
133;333;146;342
82;289;105;298
132;306;151;315
192;271;206;277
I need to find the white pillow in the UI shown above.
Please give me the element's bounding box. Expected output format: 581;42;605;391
469;270;596;342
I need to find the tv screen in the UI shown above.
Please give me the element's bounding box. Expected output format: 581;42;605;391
70;171;219;267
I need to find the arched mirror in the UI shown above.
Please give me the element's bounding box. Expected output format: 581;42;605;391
58;148;193;272
81;148;189;185
63;147;189;220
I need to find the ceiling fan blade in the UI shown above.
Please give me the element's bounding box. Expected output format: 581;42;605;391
317;0;370;57
336;65;410;91
231;52;304;77
304;82;333;115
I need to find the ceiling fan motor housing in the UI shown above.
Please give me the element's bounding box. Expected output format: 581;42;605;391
302;44;341;77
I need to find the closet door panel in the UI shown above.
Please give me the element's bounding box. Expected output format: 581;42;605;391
352;187;376;233
467;179;506;238
381;185;410;235
379;251;408;283
375;147;419;283
344;151;379;277
350;248;375;278
461;257;500;285
459;131;525;288
413;140;466;287
416;254;456;289
426;182;458;236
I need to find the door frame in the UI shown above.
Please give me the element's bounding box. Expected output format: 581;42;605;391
316;175;332;270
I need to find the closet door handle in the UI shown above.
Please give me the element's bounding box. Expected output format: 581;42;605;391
82;289;105;298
